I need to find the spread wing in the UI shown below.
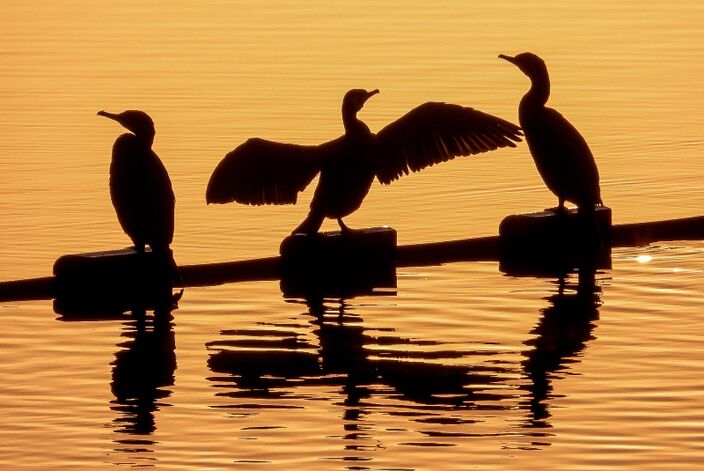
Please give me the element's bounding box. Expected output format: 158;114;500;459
373;102;522;184
206;137;333;205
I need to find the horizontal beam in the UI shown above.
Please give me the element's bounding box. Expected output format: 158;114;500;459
1;213;703;303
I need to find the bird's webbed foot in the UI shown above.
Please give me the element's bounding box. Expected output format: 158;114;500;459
547;202;569;215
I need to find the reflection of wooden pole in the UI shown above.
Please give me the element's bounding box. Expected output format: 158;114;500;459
2;213;704;303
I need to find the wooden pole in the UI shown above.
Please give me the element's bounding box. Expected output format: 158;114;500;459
1;213;703;303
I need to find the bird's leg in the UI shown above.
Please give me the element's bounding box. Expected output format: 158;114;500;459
550;198;568;214
292;211;324;235
337;218;353;234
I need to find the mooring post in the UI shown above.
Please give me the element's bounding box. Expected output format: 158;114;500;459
279;227;397;298
53;248;174;315
499;206;612;274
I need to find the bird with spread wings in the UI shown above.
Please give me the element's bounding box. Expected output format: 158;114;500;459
206;89;522;234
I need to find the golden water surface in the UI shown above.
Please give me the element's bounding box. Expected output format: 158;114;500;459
1;1;703;469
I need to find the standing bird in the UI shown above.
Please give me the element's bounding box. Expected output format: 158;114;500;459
206;89;522;234
98;110;176;260
499;53;602;211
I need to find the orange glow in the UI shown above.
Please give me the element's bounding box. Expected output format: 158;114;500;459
1;2;703;469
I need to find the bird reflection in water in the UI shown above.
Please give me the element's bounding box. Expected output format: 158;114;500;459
110;302;177;437
207;290;516;456
520;266;602;436
56;289;180;463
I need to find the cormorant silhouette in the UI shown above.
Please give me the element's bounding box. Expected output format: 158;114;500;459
499;53;602;211
206;89;522;234
98;110;175;254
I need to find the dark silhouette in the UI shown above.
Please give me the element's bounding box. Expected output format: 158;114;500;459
207;293;512;416
98;110;176;254
499;208;612;277
52;248;181;318
56;290;181;462
206;294;520;458
111;305;177;436
206;89;522;234
499;53;602;211
279;227;397;298
521;268;601;429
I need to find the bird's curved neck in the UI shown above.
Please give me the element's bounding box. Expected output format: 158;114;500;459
135;131;155;147
342;108;364;134
523;72;550;106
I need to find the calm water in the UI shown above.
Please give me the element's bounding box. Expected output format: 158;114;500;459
1;1;703;469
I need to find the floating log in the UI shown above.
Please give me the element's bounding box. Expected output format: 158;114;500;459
611;214;704;246
2;212;704;304
0;276;55;302
178;256;279;287
279;227;397;298
396;235;499;266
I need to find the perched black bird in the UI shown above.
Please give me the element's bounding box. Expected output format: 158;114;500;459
499;53;602;211
98;110;175;254
206;89;522;234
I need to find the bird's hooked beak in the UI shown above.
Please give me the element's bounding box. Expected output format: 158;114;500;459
97;110;119;122
365;89;380;103
97;109;156;143
498;54;517;65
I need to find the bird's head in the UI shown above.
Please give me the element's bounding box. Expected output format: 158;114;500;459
499;52;548;80
98;110;155;141
342;88;379;116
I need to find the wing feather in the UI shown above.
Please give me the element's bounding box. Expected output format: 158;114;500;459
206;137;331;205
374;102;522;184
